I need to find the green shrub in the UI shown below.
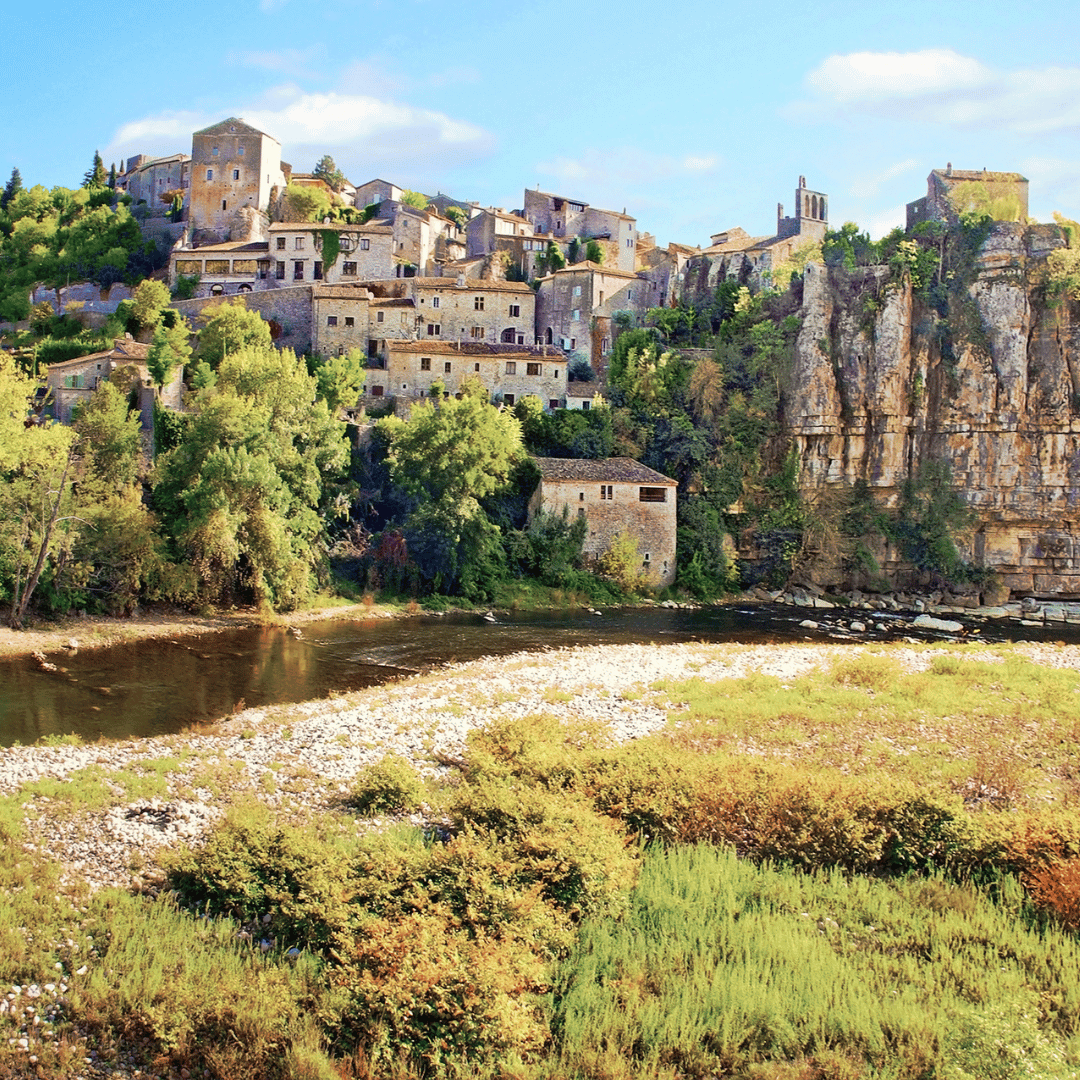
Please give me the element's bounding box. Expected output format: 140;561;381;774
351;753;426;815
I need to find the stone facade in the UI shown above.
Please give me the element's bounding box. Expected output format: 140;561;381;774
535;262;657;373
354;179;403;209
269;222;395;285
375;340;566;409
189;118;286;244
787;222;1080;597
522;190;637;272
122;153;190;212
529;457;677;586
906;166;1029;230
45;338;182;425
171;287;313;357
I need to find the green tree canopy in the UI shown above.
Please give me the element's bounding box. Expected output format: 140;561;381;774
83;150;107;189
312;155;346;192
147;318;193;394
153;344;349;610
1;166;22;210
400;190;429;210
282;183;332;222
130;279;172;334
197;301;273;367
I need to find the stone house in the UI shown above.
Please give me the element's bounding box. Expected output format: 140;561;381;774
374;340;566;409
189;118;287;244
354;179;403;209
121;153;190;212
535;262;657;373
529;457;677;586
45;338;183;426
522;189;638;273
906;165;1029;229
465;208;566;279
312;277;536;361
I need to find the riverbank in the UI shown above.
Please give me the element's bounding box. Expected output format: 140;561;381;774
4;637;1080;896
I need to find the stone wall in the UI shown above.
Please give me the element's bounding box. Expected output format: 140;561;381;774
786;224;1080;597
171;286;313;356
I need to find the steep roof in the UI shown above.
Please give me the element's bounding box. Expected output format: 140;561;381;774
534;456;676;486
47;338;151;371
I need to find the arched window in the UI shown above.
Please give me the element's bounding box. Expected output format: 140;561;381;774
501;327;515;343
819;199;826;220
811;195;818;219
238;283;252;292
545;327;553;345
804;195;810;216
210;283;224;296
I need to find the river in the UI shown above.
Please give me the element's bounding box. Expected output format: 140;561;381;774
2;604;1077;746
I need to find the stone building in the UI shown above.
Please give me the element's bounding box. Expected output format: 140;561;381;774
529;456;677;586
354;179;403;209
535;262;657;373
522;189;637;272
906;165;1029;229
45;338;183;426
312;277;536;361
121;153;190;211
189;118;287;244
465;208;566;279
682;177;829;301
374;340;566;409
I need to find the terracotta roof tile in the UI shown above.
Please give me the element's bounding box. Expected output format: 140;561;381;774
533;456;676;485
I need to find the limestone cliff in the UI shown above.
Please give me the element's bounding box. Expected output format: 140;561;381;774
789;224;1080;597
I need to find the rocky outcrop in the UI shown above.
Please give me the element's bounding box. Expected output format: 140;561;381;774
789;224;1080;597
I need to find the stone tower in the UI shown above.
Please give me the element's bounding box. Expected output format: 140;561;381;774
189;118;286;245
777;176;828;242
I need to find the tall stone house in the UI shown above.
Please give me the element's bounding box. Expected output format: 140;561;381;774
906;165;1029;229
529;457;678;586
522;189;638;273
120;153;190;212
188;118;287;244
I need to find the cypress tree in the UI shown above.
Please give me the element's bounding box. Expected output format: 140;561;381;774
1;166;23;210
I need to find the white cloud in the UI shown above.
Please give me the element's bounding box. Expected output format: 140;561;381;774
797;50;1080;135
808;49;989;100
865;203;907;241
536;147;719;192
104;87;493;179
850;158;918;199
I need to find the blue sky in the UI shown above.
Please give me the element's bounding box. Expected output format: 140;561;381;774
4;0;1080;246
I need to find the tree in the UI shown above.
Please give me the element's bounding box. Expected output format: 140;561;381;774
444;205;467;228
72;380;141;491
107;163;117;190
83;150;107;189
147;319;193;397
1;166;22;210
130;279;172;335
314;349;366;415
197;301;273;367
153;344;349;611
282;183;332;222
400;190;429;210
312;155;345;192
546;241;566;272
584;239;604;265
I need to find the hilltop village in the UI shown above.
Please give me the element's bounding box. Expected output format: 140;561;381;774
8;112;1071;612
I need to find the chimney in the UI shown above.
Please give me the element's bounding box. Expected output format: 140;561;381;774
946;162;952;175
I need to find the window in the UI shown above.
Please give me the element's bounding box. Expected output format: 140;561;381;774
212;147;219;157
639;487;668;503
470;326;484;338
444;361;452;373
314;261;323;280
581;400;591;411
554;369;559;379
509;304;520;317
238;146;245;156
377;311;384;323
344;316;354;327
549;399;559;410
577;508;585;519
432;296;440;308
643;552;651;562
342;261;357;276
504;394;515;406
600;484;613;500
232;169;240;181
327;315;338;327
579;492;585;501
295;237;305;250
573;285;581;297
276;261;285;279
571;309;580;321
276;237;286;250
221;200;227;211
527;362;541;376
601;337;610;354
427;323;441;336
371;385;384;397
420;357;431;371
206;168;213;181
293;261;304;280
360;238;370;250
474;296;485;310
505;361;516;374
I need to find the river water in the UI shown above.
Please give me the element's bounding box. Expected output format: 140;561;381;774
2;604;1077;747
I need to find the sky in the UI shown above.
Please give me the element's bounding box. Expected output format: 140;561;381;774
3;0;1080;247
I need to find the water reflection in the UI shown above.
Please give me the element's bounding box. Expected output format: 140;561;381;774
1;605;1076;746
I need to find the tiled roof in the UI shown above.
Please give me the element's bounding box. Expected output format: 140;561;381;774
194;117;273;140
534;456;676;485
47;339;151;371
178;241;270;254
268;222;392;234
565;381;604;397
412;277;535;294
933;169;1027;183
549;261;642;280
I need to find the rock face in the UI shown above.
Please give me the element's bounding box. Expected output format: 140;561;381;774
788;224;1080;597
